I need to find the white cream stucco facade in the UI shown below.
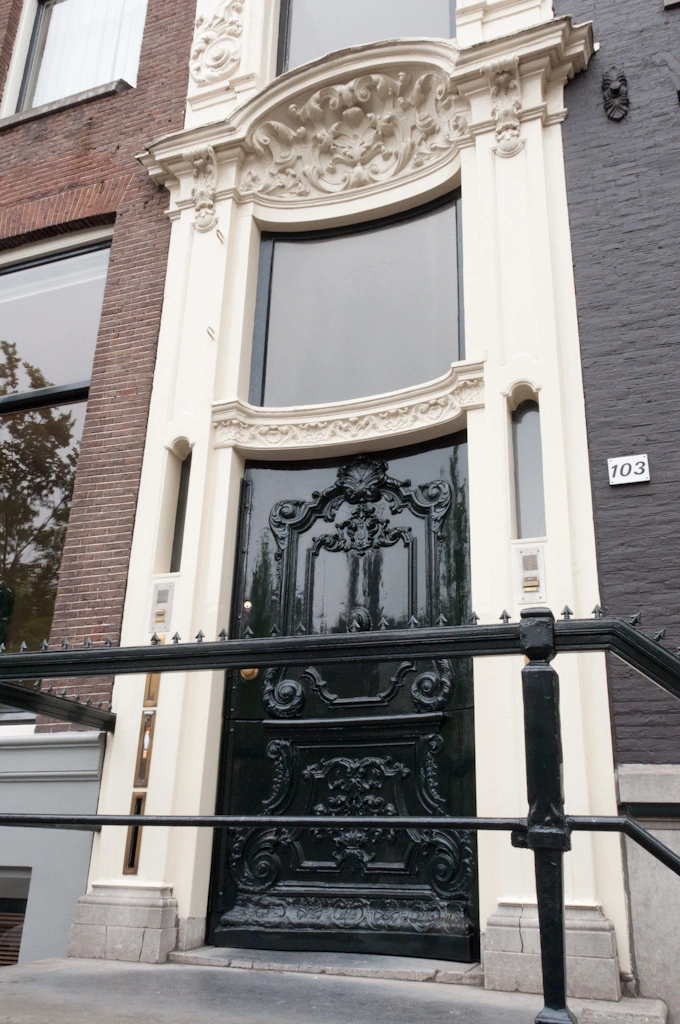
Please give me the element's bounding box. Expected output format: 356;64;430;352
69;0;631;1000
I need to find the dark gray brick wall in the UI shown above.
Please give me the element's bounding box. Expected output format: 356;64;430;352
554;0;680;762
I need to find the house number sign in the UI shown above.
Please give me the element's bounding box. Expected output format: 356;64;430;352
607;453;650;485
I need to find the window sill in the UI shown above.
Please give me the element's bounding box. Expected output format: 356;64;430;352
0;79;131;131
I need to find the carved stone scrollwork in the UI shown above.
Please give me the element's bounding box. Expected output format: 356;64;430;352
212;366;484;454
411;660;454;713
184;145;218;231
238;69;471;200
262;667;315;718
602;68;630;121
484;56;523;158
190;0;244;85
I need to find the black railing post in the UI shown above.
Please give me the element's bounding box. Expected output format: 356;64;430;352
513;607;576;1024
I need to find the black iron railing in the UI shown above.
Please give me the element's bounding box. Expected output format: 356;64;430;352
1;607;680;1024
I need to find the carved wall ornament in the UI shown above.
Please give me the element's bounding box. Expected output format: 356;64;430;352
184;145;218;231
484;56;523;158
237;69;471;200
190;0;244;85
602;68;630;121
213;364;485;455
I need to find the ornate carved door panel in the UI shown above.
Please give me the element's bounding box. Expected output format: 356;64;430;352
209;435;478;959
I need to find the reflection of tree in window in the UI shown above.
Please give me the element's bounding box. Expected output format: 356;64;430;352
0;340;80;650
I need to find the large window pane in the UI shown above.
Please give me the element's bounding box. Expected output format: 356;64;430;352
254;200;461;407
23;0;148;110
0;401;85;651
283;0;454;72
0;247;109;392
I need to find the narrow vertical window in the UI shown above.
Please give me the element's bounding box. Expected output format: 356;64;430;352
17;0;149;112
512;400;546;538
169;452;192;573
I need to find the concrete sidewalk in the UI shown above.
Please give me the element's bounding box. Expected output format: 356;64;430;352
0;958;667;1024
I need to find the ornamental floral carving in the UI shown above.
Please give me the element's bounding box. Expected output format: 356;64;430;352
184;145;218;231
484;56;523;158
238;69;470;200
213;367;484;453
602;68;629;121
190;0;244;85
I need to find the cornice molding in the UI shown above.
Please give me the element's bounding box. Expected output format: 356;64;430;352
212;361;484;457
139;18;593;205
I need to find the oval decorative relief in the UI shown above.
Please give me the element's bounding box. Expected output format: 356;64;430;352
190;0;244;85
238;67;471;201
213;362;484;455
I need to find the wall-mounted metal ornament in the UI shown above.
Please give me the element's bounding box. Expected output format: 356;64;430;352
602;68;630;121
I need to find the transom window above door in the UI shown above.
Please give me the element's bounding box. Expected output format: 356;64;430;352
278;0;456;73
250;194;464;408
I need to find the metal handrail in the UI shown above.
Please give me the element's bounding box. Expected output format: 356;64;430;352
1;608;679;1023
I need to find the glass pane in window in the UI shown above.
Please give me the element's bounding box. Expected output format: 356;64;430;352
259;202;460;407
285;0;453;71
512;401;546;538
0;248;109;392
0;401;85;651
30;0;148;108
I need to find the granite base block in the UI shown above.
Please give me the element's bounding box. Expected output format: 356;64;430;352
68;883;178;964
484;904;621;1002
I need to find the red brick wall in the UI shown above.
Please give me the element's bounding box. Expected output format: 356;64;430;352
0;0;195;722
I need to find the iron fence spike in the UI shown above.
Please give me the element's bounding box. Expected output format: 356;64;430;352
561;606;573;620
196;631;205;642
408;616;419;628
218;628;228;641
470;612;480;625
437;613;448;627
0;643;4;653
499;610;511;624
378;616;389;631
269;624;280;637
97;701;102;708
592;605;605;618
654;629;666;642
19;642;27;653
84;637;92;648
74;695;79;702
172;632;181;644
243;626;254;639
85;698;92;706
630;612;642;626
33;681;40;690
150;633;160;646
105;638;113;647
40;639;49;651
46;686;52;694
348;620;359;633
61;639;69;650
60;689;67;697
295;623;306;636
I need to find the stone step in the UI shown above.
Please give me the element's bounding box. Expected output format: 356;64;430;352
168;945;485;985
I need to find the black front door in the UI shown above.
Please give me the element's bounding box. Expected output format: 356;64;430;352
209;435;478;959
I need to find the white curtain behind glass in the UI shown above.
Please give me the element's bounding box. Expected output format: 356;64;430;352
32;0;148;108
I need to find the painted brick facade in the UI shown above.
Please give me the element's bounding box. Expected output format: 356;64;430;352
0;0;195;718
555;0;680;762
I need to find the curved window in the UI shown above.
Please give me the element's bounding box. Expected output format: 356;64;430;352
512;400;546;538
250;195;464;407
279;0;456;73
